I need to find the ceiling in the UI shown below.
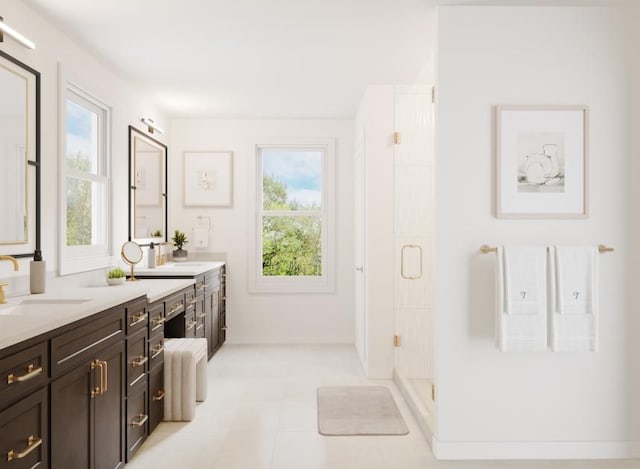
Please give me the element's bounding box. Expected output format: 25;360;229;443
24;0;434;118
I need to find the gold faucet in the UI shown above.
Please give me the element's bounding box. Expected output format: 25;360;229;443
156;242;172;266
0;256;19;304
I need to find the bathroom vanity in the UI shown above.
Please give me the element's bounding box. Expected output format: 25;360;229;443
0;265;224;468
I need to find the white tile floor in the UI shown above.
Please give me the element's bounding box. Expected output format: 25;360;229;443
127;345;638;469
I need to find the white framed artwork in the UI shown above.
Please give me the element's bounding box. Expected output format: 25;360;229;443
184;151;233;207
496;105;589;218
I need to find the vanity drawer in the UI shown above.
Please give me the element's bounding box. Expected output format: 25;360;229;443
164;292;185;321
126;385;148;462
149;334;164;369
194;274;205;297
0;342;47;410
185;309;197;338
0;387;48;469
51;306;125;378
148;365;164;435
126;328;148;394
148;302;165;335
185;286;195;306
126;298;148;335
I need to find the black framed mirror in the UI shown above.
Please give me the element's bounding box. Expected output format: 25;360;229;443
0;50;41;259
128;126;167;245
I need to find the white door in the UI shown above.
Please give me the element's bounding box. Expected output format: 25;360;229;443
354;126;367;365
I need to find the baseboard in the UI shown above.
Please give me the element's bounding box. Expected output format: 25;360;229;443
432;438;640;460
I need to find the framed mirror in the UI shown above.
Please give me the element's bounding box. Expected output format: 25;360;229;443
128;126;167;245
0;50;41;258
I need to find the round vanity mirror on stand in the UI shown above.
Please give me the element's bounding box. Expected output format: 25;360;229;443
121;241;143;281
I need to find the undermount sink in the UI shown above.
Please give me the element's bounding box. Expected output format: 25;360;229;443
0;298;91;316
20;298;91;305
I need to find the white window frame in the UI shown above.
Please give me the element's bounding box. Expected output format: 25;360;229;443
249;138;335;294
58;79;112;275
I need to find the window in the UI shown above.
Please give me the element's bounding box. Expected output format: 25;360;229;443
59;82;111;274
251;140;335;293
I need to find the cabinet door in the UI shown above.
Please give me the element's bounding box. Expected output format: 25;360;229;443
51;341;125;469
0;387;47;469
51;358;93;469
94;341;125;469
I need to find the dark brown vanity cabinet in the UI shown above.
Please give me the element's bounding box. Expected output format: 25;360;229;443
0;341;48;469
50;305;127;469
124;299;149;461
147;300;165;435
137;264;227;360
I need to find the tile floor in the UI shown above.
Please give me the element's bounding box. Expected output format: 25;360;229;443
127;345;638;469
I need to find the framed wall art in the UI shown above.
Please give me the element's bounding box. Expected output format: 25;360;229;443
184;151;233;207
495;105;589;218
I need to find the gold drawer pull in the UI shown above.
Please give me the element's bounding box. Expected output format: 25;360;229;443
186;320;197;331
197;313;206;319
7;364;43;384
7;435;42;462
131;414;149;428
221;326;228;331
131;356;148;368
196;286;204;294
151;316;165;330
168;302;183;315
151;344;164;359
129;312;147;327
152;390;165;401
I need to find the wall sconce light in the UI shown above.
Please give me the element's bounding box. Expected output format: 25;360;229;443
141;118;165;135
0;16;36;50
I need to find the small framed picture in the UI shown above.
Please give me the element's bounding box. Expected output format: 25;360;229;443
495;105;589;218
184;151;233;207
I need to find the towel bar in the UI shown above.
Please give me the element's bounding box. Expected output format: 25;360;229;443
480;244;614;254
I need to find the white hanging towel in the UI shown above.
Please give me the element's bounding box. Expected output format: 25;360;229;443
496;246;548;352
549;246;599;352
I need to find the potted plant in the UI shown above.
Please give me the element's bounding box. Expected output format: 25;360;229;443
106;267;126;286
172;229;189;262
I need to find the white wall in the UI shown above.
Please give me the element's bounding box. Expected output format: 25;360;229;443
434;6;636;459
0;0;168;290
170;119;354;344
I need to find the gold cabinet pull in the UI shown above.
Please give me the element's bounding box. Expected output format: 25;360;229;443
196;313;206;319
6;435;42;462
221;326;228;331
131;414;149;428
168;302;183;315
152;390;165;401
186;320;197;331
196;285;204;294
90;360;102;398
7;364;43;384
129;312;147;327
98;359;108;394
151;344;164;359
131;356;148;368
151;316;165;331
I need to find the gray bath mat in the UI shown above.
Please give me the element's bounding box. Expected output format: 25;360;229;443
317;386;409;436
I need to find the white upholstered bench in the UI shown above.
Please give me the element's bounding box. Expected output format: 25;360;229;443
163;338;208;421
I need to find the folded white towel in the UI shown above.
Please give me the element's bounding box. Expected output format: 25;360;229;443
496;246;548;352
550;246;599;352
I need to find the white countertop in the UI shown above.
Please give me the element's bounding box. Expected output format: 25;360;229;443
0;278;195;351
134;261;225;277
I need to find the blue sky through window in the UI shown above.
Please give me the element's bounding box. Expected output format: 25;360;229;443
262;149;322;209
66;98;98;173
